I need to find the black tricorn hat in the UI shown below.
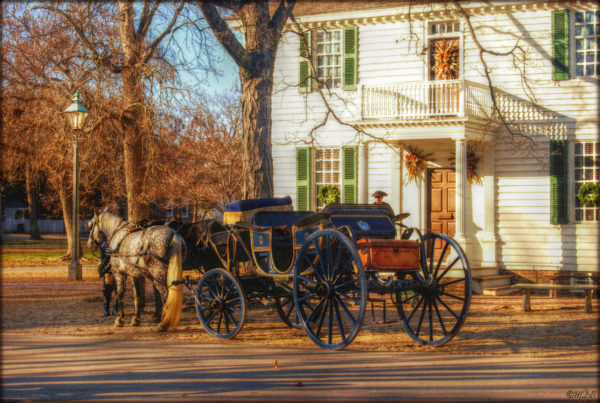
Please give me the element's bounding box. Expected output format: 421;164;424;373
372;190;388;197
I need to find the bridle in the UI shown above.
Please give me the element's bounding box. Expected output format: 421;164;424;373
88;218;105;253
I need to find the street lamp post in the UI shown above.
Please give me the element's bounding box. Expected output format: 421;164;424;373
64;92;89;281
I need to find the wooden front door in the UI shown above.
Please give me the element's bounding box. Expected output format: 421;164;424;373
428;169;456;259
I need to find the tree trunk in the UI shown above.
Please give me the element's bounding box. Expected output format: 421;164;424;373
59;183;74;259
25;165;41;240
240;74;274;199
121;67;149;223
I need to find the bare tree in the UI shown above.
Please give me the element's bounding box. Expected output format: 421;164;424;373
31;1;212;222
197;1;296;199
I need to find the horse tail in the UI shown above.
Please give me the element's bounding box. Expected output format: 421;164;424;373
159;235;183;331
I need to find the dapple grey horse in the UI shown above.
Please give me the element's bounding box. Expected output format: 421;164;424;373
87;211;186;331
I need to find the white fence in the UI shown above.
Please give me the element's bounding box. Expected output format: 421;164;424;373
1;219;89;234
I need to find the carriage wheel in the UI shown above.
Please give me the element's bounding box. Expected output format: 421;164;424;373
293;229;367;350
275;294;302;329
273;282;302;329
195;268;246;339
396;233;471;346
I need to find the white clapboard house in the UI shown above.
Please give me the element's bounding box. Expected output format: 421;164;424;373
268;0;599;292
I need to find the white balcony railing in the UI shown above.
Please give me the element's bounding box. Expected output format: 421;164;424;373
362;80;496;121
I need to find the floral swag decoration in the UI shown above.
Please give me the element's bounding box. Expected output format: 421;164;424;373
403;145;432;184
450;146;481;184
317;185;339;205
578;183;600;207
432;40;459;80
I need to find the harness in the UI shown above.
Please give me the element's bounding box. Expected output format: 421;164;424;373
92;217;175;278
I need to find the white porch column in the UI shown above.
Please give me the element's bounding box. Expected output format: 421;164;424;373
358;142;369;203
454;138;467;246
481;145;498;267
391;148;402;215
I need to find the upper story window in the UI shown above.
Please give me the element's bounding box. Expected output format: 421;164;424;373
574;142;599;222
298;26;357;92
316;30;343;89
574;11;600;76
552;9;599;79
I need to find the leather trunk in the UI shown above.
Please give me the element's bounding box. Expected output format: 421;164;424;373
357;239;421;271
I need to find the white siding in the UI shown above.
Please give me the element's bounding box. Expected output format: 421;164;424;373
272;2;599;272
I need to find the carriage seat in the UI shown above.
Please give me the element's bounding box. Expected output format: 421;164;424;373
251;211;314;234
323;204;396;240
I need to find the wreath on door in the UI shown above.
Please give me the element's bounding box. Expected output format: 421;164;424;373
578;183;600;207
432;40;459;80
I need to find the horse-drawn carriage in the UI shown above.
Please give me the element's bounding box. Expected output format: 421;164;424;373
88;196;471;350
184;197;472;350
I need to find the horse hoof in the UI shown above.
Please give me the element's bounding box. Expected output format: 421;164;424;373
114;318;124;327
157;324;167;332
131;317;140;327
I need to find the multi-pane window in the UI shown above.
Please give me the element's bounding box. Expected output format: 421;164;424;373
429;21;460;35
573;11;600;76
315;148;341;209
574;142;599;221
316;30;342;89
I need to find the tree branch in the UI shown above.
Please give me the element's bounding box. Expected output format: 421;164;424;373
197;1;253;72
141;1;186;65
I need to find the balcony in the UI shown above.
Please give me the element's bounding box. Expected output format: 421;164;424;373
361;80;495;123
360;79;564;133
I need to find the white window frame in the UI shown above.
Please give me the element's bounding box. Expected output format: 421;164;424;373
571;10;600;77
315;147;342;210
573;141;599;222
315;29;343;89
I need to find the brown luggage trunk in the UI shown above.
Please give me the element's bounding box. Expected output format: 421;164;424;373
357;239;421;271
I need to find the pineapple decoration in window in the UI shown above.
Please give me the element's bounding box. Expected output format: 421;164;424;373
432;39;459;80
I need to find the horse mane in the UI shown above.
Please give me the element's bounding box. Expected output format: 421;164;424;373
98;211;126;237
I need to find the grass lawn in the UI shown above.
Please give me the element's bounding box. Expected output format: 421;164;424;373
1;234;98;267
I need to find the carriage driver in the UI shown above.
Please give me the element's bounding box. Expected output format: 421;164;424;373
98;241;117;316
372;190;391;209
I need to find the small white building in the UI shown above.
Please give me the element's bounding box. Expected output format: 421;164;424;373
269;0;599;288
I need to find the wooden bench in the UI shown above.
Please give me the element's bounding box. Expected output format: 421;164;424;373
546;272;599;298
512;283;599;313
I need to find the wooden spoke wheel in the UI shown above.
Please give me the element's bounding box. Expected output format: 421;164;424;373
195;268;246;339
293;229;367;350
396;233;471;346
274;282;302;329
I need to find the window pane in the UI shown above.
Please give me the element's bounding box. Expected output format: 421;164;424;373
575;24;583;36
586;52;594;62
586;64;594;75
576;65;584;76
575;12;583;23
586;24;595;36
587;38;596;49
586;11;593;22
576;52;584;62
576;39;583;51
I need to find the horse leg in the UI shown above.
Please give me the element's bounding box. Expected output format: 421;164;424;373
152;285;163;323
130;277;143;326
114;273;126;327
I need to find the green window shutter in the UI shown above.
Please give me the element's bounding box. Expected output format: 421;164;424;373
552;9;570;80
550;140;569;224
342;26;358;91
296;147;311;210
342;146;358;204
299;31;312;93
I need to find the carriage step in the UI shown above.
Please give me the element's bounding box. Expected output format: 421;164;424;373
472;275;513;294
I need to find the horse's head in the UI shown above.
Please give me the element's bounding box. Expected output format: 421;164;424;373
87;211;106;252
